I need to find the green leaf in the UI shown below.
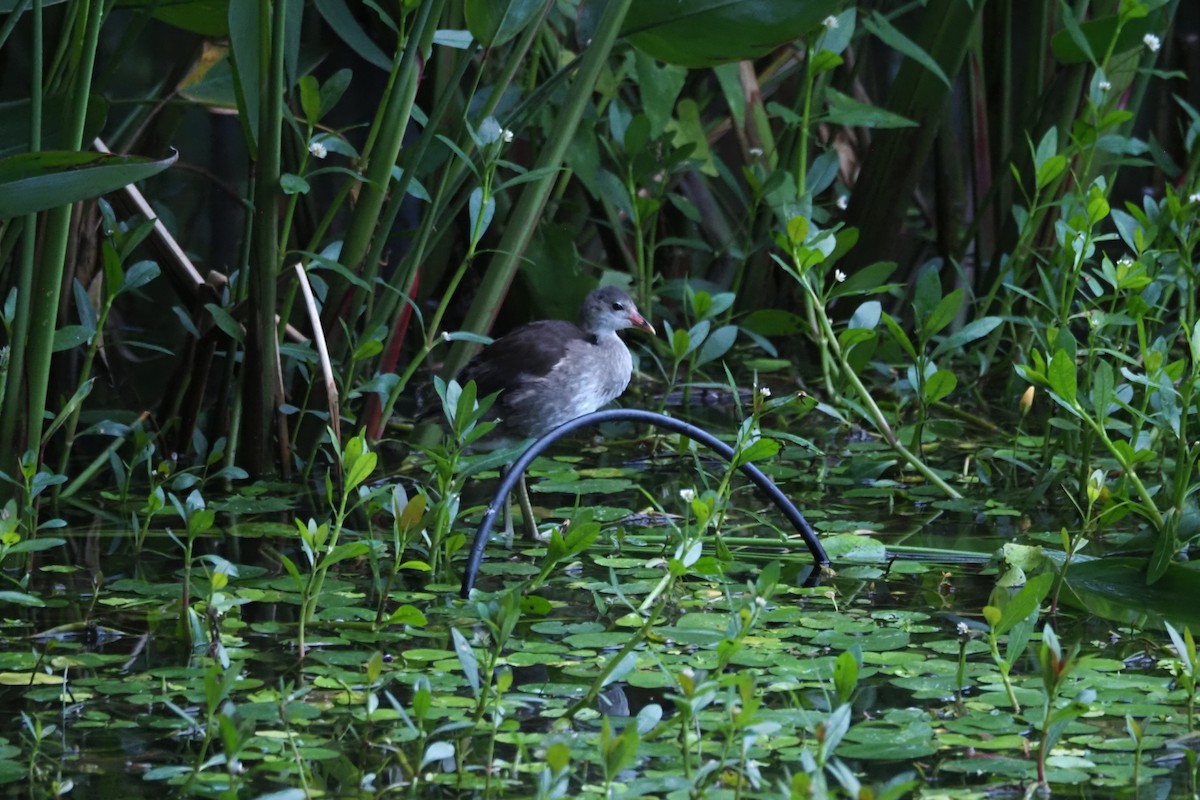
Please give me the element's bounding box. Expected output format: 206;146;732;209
736;438;781;466
313;0;393;71
1050;9;1158;65
833;650;859;703
205;303;244;344
1148;527;1175;585
823;88;917;129
1091;360;1114;425
118;261;160;296
931;316;1002;359
924;369;956;404
344;443;376;492
919;288;962;342
298;75;321;127
830;262;897;299
622;0;842;68
695;324;737;366
881;313;917;360
1047;349;1077;406
465;0;545;47
994;571;1054;635
322;541;370;569
848;300;881;331
451;627;479;695
280;173;310;195
863;11;950;88
141;0;232;36
0;591;45;607
0;149;177;219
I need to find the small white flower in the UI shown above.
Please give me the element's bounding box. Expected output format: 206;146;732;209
1117;255;1134;267
755;596;767;607
956;621;969;636
1143;33;1160;53
502;128;514;143
836;194;849;210
759;386;772;398
834;269;847;283
308;140;328;159
681;667;695;679
823;15;839;30
1189;192;1200;204
441;331;452;342
680;488;696;503
1098;79;1112;92
749;146;764;158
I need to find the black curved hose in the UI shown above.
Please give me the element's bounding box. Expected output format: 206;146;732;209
460;409;829;596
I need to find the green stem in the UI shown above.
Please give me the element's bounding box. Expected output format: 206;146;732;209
803;277;963;499
20;0;101;462
561;595;664;722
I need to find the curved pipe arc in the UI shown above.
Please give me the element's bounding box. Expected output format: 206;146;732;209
460;409;828;597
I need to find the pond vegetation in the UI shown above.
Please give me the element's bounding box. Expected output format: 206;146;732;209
2;0;1200;797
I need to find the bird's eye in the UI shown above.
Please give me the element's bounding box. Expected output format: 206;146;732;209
611;301;623;311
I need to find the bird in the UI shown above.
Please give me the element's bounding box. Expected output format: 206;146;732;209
459;285;656;539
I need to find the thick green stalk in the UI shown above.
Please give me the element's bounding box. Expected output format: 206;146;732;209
20;0;101;459
0;0;42;476
241;0;287;475
439;0;634;379
321;0;443;331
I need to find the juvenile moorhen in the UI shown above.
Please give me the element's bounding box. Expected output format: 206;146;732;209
460;285;655;538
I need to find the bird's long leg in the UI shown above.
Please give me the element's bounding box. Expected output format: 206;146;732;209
500;464;516;548
516;472;538;540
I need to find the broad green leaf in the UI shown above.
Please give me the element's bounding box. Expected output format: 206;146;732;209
464;0;542;47
420;741;455;770
924;369;957;404
863;12;950;88
0;591;45;607
824;88;917;129
848;300;881;331
1050;10;1158;65
205;303;244;343
1047;349;1077;405
1091;360;1114;425
830;261;897;298
695;324;737;366
0;149;177;219
141;0;232;36
834;650;858;703
299;75;321;127
635;51;687;138
919;289;962;342
736;438;781;466
313;0;393;71
322;541;370;569
931;316;1002;359
994;571;1054;635
622;0;842;68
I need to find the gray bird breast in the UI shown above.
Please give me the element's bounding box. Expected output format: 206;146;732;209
503;335;633;437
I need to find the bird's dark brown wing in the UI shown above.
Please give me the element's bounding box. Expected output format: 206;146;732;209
458;320;586;398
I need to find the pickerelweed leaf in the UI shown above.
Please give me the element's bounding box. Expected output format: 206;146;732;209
0;149;177;218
